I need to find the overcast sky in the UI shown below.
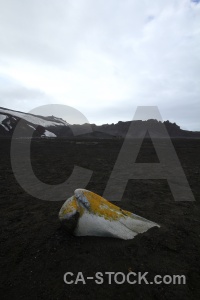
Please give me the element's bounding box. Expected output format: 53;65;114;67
0;0;200;130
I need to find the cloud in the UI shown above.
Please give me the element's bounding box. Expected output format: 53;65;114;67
0;74;52;111
0;0;199;130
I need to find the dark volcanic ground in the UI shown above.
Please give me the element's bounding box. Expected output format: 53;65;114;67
0;138;200;300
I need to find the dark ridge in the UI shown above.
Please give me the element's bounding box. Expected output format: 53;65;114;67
0;107;200;139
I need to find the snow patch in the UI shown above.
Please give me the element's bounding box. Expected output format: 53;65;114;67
42;130;57;138
0;123;9;131
28;124;36;130
6;119;12;130
0;114;7;123
0;108;67;128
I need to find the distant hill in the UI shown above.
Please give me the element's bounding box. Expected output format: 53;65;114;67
89;120;200;139
0;107;200;139
0;107;71;138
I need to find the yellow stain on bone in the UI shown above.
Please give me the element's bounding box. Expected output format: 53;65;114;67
83;190;132;221
61;196;80;217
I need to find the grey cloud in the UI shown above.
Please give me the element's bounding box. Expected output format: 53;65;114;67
0;0;199;130
0;74;52;111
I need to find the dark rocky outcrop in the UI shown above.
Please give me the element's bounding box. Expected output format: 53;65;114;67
0;107;199;139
